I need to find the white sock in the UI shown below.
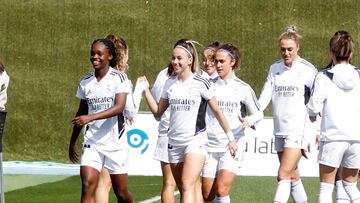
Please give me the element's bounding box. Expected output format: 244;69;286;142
273;179;291;203
215;195;230;203
291;179;307;203
335;180;350;203
318;182;334;203
343;180;360;203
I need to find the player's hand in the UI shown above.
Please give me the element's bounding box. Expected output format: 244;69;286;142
72;115;92;126
238;116;249;128
228;140;238;157
136;76;150;91
309;116;317;123
125;117;135;125
68;145;79;163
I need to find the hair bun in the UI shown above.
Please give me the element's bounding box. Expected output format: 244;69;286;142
286;26;297;33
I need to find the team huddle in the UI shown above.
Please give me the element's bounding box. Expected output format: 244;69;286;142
69;27;360;203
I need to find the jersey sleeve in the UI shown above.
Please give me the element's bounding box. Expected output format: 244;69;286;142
243;85;263;125
76;83;86;100
200;78;214;101
258;66;274;111
307;73;327;117
0;71;9;111
306;64;318;89
151;68;168;102
123;80;138;119
161;78;172;100
115;72;131;94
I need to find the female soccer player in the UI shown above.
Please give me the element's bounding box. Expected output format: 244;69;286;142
201;43;263;203
151;65;178;203
139;39;237;203
201;42;221;79
308;31;360;203
95;34;142;203
316;30;352;203
69;38;133;203
0;60;9;112
258;26;317;203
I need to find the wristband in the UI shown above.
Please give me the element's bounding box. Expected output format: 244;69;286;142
226;131;235;142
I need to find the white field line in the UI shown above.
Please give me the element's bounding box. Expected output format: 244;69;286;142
139;190;180;203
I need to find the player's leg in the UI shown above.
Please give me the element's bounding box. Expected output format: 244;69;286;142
342;168;360;203
80;146;103;203
341;167;360;203
161;161;177;203
156;135;177;203
201;152;218;202
290;167;307;203
274;147;302;203
104;147;133;203
95;167;112;203
181;152;206;203
201;176;216;203
335;167;350;203
214;148;243;203
171;162;184;201
194;176;203;203
318;164;337;203
214;169;236;203
111;173;134;203
80;166;100;203
341;142;360;203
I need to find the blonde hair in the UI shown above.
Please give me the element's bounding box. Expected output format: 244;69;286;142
105;34;128;72
279;26;301;46
174;39;202;74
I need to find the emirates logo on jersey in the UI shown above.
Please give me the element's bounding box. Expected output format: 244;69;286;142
87;96;114;111
274;85;299;97
169;98;196;112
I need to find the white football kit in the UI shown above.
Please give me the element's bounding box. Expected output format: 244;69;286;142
259;57;317;140
206;75;263;151
0;70;9;111
308;64;360;168
203;75;263;177
151;67;173;162
161;74;214;146
76;68;131;149
152;68;172;135
123;78;143;120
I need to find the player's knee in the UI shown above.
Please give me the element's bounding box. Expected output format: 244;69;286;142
278;169;292;180
116;190;133;203
164;178;177;190
181;179;196;191
216;186;230;197
82;179;97;194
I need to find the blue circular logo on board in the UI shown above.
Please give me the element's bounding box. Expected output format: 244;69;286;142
127;129;149;154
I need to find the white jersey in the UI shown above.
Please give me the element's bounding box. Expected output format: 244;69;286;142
206;75;263;152
151;67;172;135
0;70;9;111
76;68;131;149
123;78;144;119
258;57;317;137
308;64;360;141
200;69;218;80
161;74;214;146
